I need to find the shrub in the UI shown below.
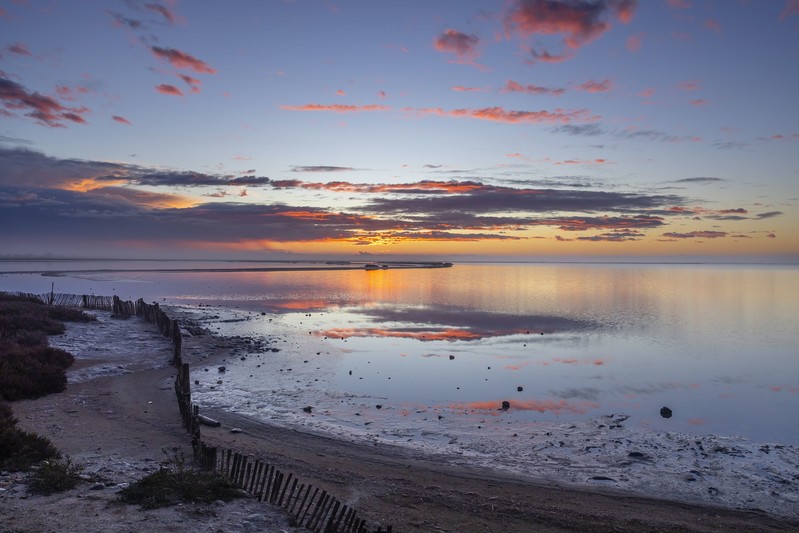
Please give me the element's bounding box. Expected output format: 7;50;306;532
48;306;97;323
0;402;60;471
0;300;66;337
119;453;244;509
0;294;96;341
28;457;83;494
0;340;75;401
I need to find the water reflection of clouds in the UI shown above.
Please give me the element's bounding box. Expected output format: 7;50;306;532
616;381;702;397
313;303;594;342
450;399;599;415
549;387;602;401
501;357;606;370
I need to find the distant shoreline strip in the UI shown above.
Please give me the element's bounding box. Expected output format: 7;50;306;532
2;262;453;276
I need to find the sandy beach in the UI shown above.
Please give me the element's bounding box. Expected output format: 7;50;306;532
2;310;798;532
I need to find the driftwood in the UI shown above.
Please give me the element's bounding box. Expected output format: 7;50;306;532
197;414;221;427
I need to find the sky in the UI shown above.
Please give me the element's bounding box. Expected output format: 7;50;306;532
1;0;797;261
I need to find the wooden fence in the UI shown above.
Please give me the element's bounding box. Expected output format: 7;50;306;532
37;292;393;533
10;292;114;310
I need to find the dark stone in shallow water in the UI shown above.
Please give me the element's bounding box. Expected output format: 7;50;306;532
660;406;673;418
499;401;510;411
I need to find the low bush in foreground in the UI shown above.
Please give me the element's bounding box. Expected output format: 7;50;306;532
28;457;83;494
0;294;96;339
0;340;75;401
0;402;59;471
0;293;88;401
119;453;244;509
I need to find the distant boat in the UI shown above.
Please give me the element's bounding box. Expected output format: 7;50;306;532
363;263;381;270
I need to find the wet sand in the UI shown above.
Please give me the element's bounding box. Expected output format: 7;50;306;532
5;311;799;532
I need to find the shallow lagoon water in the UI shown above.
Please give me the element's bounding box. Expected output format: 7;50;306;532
3;260;799;516
3;261;797;444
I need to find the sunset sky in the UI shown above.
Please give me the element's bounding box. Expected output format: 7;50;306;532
1;0;797;261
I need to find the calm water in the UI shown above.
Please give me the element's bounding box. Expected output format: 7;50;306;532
2;261;797;443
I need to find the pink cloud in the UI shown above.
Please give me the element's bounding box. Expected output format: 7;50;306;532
779;0;799;21
503;79;565;96
280;104;389;113
155;83;183;96
690;99;709;106
667;0;691;8
112;115;131;125
678;79;701;91
626;33;643;52
451;85;483;92
7;43;31;56
55;85;91;101
505;0;637;52
335;89;346;96
145;3;179;25
638;87;655;98
434;29;480;59
705;18;722;33
409;105;599;124
151;46;217;74
577;79;613;93
178;74;201;93
0;76;90;127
